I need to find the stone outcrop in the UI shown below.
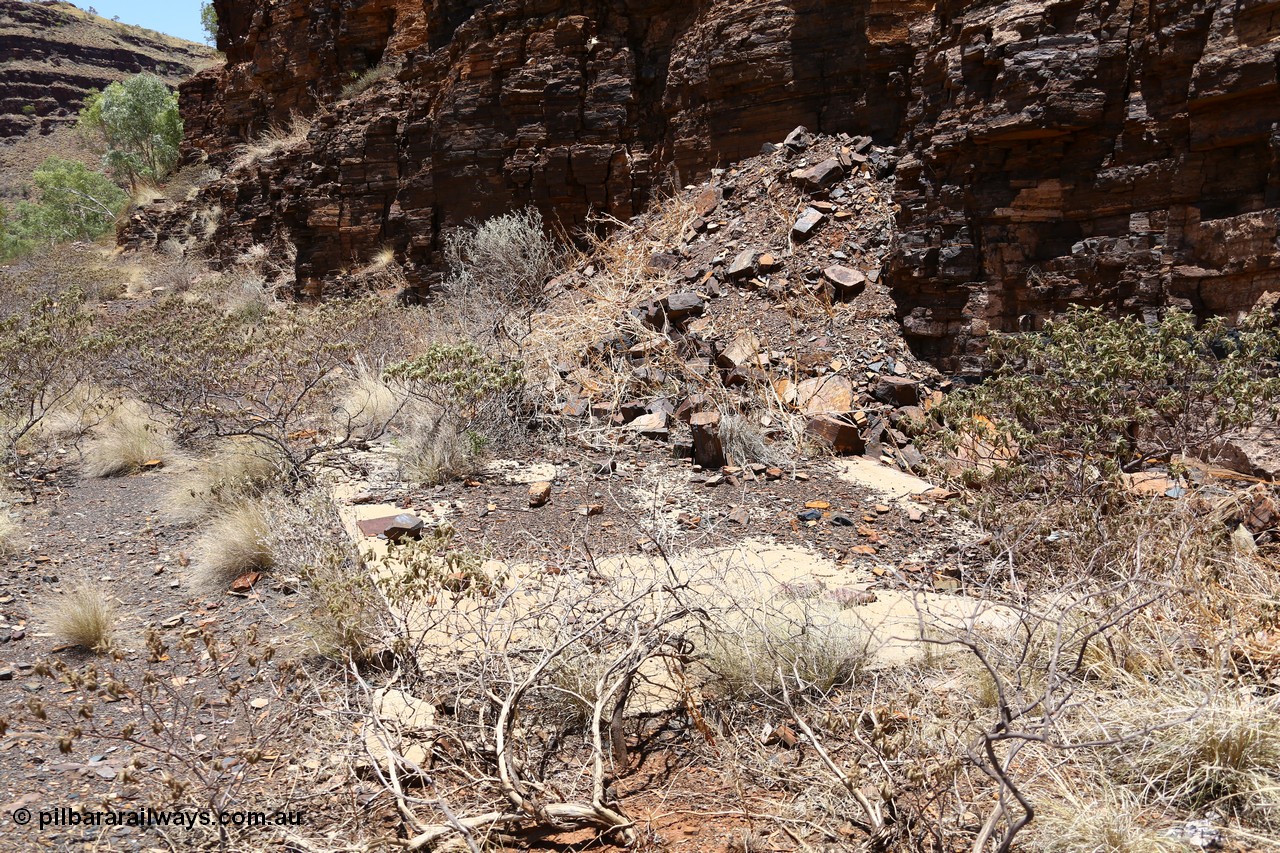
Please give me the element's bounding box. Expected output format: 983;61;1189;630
128;0;1280;372
0;0;213;141
891;0;1280;371
130;0;926;294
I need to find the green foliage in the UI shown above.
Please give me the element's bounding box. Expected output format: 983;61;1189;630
78;74;182;188
21;104;36;116
386;341;522;417
383;524;500;604
0;159;127;259
929;307;1280;483
199;2;217;45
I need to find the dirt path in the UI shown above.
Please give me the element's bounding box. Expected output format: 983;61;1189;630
0;470;317;851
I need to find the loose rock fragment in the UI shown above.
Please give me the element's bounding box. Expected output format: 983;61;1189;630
528;481;552;508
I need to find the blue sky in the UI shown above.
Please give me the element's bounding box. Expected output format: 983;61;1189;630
80;0;208;44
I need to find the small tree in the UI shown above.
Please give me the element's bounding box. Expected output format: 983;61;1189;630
0;158;126;257
78;74;182;188
200;2;217;46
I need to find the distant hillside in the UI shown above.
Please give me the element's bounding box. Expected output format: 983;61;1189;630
0;0;217;198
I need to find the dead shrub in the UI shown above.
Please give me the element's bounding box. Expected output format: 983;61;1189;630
443;207;564;339
43;583;116;652
81;400;175;478
190;498;273;589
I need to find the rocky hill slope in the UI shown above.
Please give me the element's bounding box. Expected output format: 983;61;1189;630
0;0;215;196
128;0;1280;372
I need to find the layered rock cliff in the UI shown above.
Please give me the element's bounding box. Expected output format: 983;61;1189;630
893;0;1280;370
129;0;1280;371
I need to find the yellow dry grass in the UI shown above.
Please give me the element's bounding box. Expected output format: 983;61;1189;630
81;400;176;478
43;583;116;652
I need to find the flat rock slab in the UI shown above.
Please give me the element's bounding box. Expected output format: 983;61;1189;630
836;457;935;503
357;513;426;542
485;460;559;484
791;208;827;240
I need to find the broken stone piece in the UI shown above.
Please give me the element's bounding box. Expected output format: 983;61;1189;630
823;265;867;299
727;249;758;280
872;376;921;406
805;415;865;454
791;158;844;192
660;291;705;324
782;126;812;152
529;481;552;508
795;375;856;414
690;411;727;469
791;208;827;241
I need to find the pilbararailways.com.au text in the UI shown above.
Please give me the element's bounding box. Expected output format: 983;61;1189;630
17;807;305;831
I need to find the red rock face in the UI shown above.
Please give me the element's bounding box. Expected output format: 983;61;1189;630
128;0;1280;371
892;0;1280;371
129;0;923;292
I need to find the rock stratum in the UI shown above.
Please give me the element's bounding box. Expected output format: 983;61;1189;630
131;0;1280;371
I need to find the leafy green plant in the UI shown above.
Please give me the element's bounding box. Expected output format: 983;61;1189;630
78;73;182;188
928;307;1280;485
385;342;523;483
199;1;217;45
0;158;127;258
385;341;522;414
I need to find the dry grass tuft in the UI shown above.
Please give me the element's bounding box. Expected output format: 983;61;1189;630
190;498;274;589
231;115;314;172
701;608;867;701
43;584;116;652
263;491;389;663
334;365;403;440
397;412;486;486
720;412;788;467
81;400;175;478
0;513;19;559
339;62;398;100
1101;686;1280;825
1027;787;1183;853
166;437;286;524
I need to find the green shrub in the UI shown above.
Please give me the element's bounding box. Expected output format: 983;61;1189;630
928;307;1280;484
78;73;182;188
0;158;127;258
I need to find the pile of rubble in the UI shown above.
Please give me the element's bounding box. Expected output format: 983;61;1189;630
538;128;945;474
